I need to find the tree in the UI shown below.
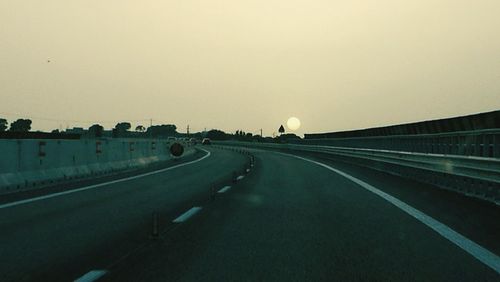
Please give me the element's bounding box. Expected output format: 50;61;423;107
113;122;131;137
278;125;285;134
89;124;104;138
135;125;146;132
9;119;32;132
51;129;60;133
115;122;131;132
146;124;177;137
0;118;7;132
252;134;265;142
206;129;230;140
279;133;300;140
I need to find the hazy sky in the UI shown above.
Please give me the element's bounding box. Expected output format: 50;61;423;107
1;0;499;136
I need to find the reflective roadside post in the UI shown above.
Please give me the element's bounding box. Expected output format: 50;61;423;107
151;212;160;239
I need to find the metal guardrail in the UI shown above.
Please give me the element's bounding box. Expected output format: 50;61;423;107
216;141;500;205
298;129;500;158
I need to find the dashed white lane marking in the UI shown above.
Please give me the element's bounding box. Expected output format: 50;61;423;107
74;270;108;282
172;207;202;223
282;152;500;275
0;149;211;210
246;169;251;173
218;186;232;193
236;175;245;181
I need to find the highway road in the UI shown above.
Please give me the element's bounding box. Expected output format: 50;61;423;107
0;148;249;281
0;146;499;281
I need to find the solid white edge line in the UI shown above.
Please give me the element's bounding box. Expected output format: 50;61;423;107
0;149;211;210
218;186;232;193
279;152;500;275
74;270;108;282
172;207;202;223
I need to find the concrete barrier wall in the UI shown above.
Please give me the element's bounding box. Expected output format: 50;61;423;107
0;138;195;194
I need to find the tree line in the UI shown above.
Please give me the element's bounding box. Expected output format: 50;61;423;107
205;129;300;142
0;118;32;132
0;118;177;137
80;122;178;138
0;117;300;142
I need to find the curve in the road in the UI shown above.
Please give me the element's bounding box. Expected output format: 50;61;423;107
0;149;211;210
280;152;500;275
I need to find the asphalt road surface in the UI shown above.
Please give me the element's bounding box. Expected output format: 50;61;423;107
0;146;499;281
0;147;248;281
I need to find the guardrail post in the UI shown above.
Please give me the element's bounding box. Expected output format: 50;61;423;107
495;134;499;158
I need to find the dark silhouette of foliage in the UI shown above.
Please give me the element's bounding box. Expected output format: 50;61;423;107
113;122;131;137
189;132;203;139
235;130;246;137
252;134;265;142
135;125;146;132
279;133;300;139
89;124;104;137
115;122;131;132
146;124;177;137
206;129;230;140
9;119;32;132
0;118;7;132
276;133;301;143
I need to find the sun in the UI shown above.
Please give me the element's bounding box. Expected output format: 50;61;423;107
287;117;301;131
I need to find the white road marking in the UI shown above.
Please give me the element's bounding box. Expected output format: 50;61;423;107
74;270;108;282
173;207;202;223
218;186;232;193
282;152;500;275
246;168;250;173
0;149;211;210
236;175;245;181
